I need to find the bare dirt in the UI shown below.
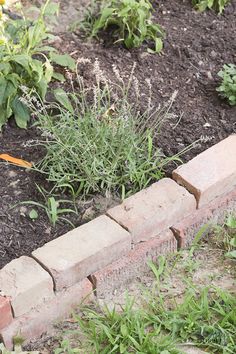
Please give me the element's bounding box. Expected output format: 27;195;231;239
0;0;236;268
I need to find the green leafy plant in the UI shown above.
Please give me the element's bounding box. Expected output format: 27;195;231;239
0;0;75;129
84;0;164;52
28;60;181;199
192;0;230;13
216;64;236;106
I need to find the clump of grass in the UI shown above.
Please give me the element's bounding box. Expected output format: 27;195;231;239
212;214;236;259
72;299;181;354
150;287;236;353
55;257;236;354
29;59;180;199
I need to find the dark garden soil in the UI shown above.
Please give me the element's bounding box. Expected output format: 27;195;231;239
0;0;236;269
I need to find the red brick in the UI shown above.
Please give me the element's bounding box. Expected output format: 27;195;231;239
89;230;177;298
0;297;13;330
171;188;236;248
107;178;196;243
32;215;131;291
173;135;236;208
0;279;93;350
0;256;54;317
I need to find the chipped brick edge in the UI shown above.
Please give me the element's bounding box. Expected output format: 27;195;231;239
1;137;236;349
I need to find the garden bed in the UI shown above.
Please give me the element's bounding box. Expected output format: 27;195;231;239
0;0;236;269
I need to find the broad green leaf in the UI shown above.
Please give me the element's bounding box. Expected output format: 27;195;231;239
229;237;236;247
36;45;57;52
11;54;30;69
30;59;44;82
37;78;48;99
50;53;76;70
0;62;11;75
225;250;236;259
155;38;163;53
29;209;39;220
119;343;126;353
52;72;65;82
28;23;45;49
6;73;20;88
11;96;30;129
225;215;236;228
0;74;18;105
0;77;7;105
54;88;74;113
0;108;7;128
44;60;54;83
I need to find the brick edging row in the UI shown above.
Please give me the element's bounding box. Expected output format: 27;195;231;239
1;135;236;349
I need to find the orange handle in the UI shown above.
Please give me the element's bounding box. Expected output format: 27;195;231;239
0;154;32;168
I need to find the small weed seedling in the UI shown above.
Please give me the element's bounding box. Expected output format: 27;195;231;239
18;185;78;227
83;0;164;52
0;0;75;129
217;64;236;106
213;214;236;259
192;0;230;13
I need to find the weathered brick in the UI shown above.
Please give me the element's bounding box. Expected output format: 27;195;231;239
171;188;236;248
0;256;54;317
0;279;93;350
107;178;196;243
173;135;236;208
32;215;131;291
89;229;177;298
0;296;13;330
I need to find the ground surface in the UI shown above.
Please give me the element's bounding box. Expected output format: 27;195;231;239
24;234;236;353
0;0;236;268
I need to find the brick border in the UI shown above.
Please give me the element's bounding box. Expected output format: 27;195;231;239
0;135;236;349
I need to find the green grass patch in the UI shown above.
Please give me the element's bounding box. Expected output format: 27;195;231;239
55;275;236;353
54;215;236;354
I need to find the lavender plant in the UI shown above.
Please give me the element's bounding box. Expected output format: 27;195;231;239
26;59;180;199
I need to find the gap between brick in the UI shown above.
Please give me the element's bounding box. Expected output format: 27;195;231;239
87;275;97;297
169;227;182;250
170;175;200;209
105;212;130;233
30;255;57;293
